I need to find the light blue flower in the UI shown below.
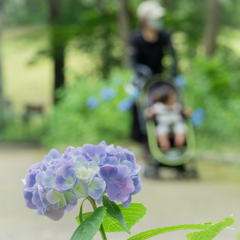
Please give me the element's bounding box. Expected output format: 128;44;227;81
125;84;140;100
174;75;186;88
86;96;99;109
191;108;205;126
117;98;134;112
100;87;117;101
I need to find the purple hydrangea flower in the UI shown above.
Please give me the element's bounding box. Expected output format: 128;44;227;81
22;141;142;221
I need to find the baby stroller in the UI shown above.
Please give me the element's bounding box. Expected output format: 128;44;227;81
136;74;198;179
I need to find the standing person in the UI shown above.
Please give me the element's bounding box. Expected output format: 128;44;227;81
129;0;177;144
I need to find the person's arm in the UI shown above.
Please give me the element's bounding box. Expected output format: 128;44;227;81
129;34;152;82
144;107;155;118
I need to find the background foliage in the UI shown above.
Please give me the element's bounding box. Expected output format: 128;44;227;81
1;0;240;152
42;69;132;149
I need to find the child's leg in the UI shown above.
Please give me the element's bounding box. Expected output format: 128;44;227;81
157;135;170;151
174;134;186;147
174;122;186;147
156;124;170;151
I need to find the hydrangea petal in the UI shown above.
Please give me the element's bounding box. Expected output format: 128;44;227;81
43;177;55;189
23;189;37;209
123;195;132;208
44;208;65;221
54;168;77;191
25;171;38;187
48;149;61;159
65;191;77;204
28;163;42;173
102;157;118;166
46;189;66;209
71;179;88;199
107;182;120;201
120;160;133;173
115;176;135;202
113;165;129;182
88;177;106;200
130;164;141;176
65;202;78;213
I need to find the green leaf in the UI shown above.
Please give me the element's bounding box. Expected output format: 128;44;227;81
185;216;235;240
127;223;209;240
127;216;235;240
237;233;240;240
76;203;146;233
71;206;106;240
102;195;129;233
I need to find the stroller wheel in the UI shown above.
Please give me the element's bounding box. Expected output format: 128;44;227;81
183;169;199;179
144;164;159;179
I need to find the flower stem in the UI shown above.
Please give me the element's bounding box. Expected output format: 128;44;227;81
87;197;107;240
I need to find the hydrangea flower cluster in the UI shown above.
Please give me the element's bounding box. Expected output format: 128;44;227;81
191;108;205;126
100;87;117;101
86;96;99;109
22;141;142;221
174;75;186;88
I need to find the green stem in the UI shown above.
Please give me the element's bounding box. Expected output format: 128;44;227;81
87;197;108;240
79;198;87;224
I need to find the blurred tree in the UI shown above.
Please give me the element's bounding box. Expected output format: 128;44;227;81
117;0;131;68
162;0;205;56
47;0;66;104
3;0;47;25
204;0;219;57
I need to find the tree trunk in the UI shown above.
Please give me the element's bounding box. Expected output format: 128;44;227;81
52;39;65;98
47;0;65;104
204;0;219;57
117;0;131;68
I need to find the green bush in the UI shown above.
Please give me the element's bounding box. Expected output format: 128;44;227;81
183;46;240;148
42;69;133;149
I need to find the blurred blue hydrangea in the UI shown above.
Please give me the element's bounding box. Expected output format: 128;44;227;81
191;108;205;126
125;84;140;100
174;75;186;88
113;76;123;86
100;87;117;101
86;96;99;109
118;98;134;112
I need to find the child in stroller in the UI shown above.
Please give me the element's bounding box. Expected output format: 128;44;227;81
144;84;189;151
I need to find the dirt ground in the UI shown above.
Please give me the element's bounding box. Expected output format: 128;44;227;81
0;143;239;240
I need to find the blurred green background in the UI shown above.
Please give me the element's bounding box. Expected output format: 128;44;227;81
0;0;240;154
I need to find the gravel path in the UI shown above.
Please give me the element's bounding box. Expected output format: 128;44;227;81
0;144;239;240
